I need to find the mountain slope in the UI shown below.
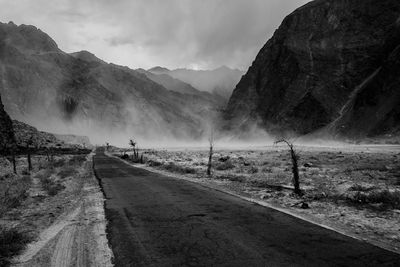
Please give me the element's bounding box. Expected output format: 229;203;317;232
0;94;15;153
148;66;244;99
0;22;222;145
136;68;226;105
136;68;201;95
225;0;400;137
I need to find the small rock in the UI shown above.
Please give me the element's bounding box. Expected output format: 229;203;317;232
300;202;310;209
303;162;313;167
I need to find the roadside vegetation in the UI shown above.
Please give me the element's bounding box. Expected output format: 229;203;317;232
0;150;90;266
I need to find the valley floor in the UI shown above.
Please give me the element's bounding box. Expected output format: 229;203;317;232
0;152;112;267
114;144;400;253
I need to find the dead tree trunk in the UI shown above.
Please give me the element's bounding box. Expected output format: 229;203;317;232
274;139;301;195
207;129;214;176
27;149;32;172
46;150;50;161
289;147;300;194
12;153;17;174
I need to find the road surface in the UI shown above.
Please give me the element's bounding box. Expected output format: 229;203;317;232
93;148;400;266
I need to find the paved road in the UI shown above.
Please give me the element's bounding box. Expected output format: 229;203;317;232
93;149;400;266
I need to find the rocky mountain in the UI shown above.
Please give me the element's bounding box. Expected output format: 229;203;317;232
12;120;91;149
136;68;203;95
0;22;223;145
54;134;91;147
136;68;226;104
12;120;60;147
225;0;400;138
0;94;15;153
148;66;244;99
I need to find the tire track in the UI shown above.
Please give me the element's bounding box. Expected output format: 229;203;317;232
51;225;77;267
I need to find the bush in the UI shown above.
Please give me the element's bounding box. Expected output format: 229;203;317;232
162;162;196;174
42;178;65;196
147;160;162;167
216;175;246;183
68;155;86;165
0;175;29;212
348;190;400;209
52;158;66;168
57;167;78;179
348;184;375;192
120;154;129;160
248;166;259;174
261;167;273;173
215;161;235;171
0;227;31;266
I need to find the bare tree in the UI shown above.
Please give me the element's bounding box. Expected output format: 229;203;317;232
274;139;301;195
207;128;214;176
5;142;17;174
129;139;138;160
26;136;34;173
106;142;110;152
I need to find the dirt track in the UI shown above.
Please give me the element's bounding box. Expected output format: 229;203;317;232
94;148;400;266
12;154;113;267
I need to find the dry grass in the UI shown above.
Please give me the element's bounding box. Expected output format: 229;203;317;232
0;174;30;214
0;227;31;267
0;152;90;265
129;146;400;210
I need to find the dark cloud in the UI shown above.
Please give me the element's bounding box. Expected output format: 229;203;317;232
0;0;309;70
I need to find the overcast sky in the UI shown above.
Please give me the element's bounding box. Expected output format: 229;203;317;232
0;0;309;70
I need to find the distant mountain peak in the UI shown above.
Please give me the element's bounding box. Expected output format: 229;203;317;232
70;50;105;64
0;21;60;54
148;66;170;73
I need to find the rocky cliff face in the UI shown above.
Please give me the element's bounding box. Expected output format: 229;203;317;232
0;94;15;153
226;0;400;137
0;22;223;144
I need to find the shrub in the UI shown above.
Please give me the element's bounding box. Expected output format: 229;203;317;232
216;175;246;183
348;190;400;209
261;167;273;173
42;178;65;196
215;161;235;171
0;176;29;212
147;160;162;167
248;166;259;174
348;184;375;192
120;154;129;160
0;227;31;267
52;158;66;168
162;162;196;174
57;167;78;179
68;155;86;165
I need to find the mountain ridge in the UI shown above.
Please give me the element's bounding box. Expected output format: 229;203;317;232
148;65;244;99
225;0;400;139
0;21;222;145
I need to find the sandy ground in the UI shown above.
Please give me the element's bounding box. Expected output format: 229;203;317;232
0;153;113;267
113;144;400;254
